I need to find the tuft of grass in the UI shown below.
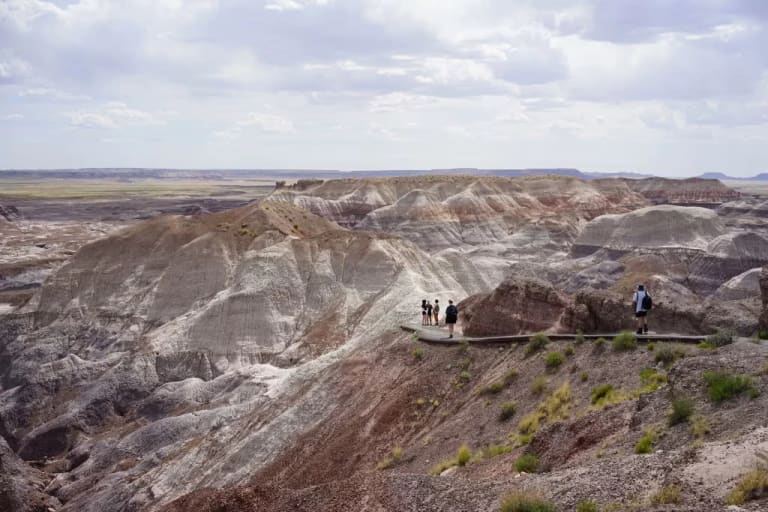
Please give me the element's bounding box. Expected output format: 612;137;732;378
654;345;680;367
593;337;606;351
650;485;681;505
531;375;548;395
668;398;694;426
647;342;655;351
575;330;585;344
703;371;754;402
639;368;667;393
726;468;768;505
459;370;472;382
576;501;598;512
411;344;424;360
544;351;564;370
635;430;655;454
706;329;734;347
564;345;575;357
514;453;540;473
690;415;710;440
499;493;556;512
499;401;517;422
580;372;589;382
519;383;571;437
456;444;472;466
480;444;512;459
526;333;550;356
590;384;615;405
376;446;403;470
612;331;637;351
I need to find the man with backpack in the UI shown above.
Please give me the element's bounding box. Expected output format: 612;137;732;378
445;300;458;339
632;284;652;334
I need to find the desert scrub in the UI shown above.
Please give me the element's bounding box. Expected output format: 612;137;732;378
590;384;615;406
726;468;768;504
376;446;403;470
519;383;571;437
411;344;424;360
430;444;473;475
690;415;710;440
526;333;550;356
647;342;655;351
612;331;637;351
653;345;676;366
576;501;598;512
593;337;606;351
530;375;548;395
638;368;667;393
544;351;564;370
703;371;754;402
514;453;540;473
499;401;517;422
706;329;734;347
499;493;556;512
635;429;656;454
650;485;681;505
564;345;575;357
668;398;694;426
580;372;589;382
459;370;472;382
480;444;511;459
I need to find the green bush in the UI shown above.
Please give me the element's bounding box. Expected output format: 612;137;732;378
580;372;589;382
635;431;655;454
668;398;694;426
514;453;540;473
703;371;753;402
479;381;506;395
544;351;564;369
639;367;667;392
530;375;548;395
456;444;472;466
526;333;550;356
654;345;676;366
706;329;734;347
612;331;637;351
590;384;614;405
726;468;768;505
593;337;606;350
576;501;598;512
499;401;517;422
459;370;471;382
500;493;556;512
647;342;655;351
650;485;681;505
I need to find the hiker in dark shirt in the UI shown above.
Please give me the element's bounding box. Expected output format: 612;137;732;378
421;300;428;326
632;284;652;335
445;300;458;339
426;301;433;326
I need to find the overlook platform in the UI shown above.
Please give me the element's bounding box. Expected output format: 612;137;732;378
400;325;709;345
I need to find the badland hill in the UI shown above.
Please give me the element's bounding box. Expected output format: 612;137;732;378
1;175;768;511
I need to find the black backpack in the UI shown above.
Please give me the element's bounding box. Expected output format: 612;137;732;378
446;305;458;317
642;293;653;311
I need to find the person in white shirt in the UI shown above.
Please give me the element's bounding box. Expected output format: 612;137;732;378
632;284;650;335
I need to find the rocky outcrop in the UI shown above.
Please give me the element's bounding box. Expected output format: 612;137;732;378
0;204;20;222
459;277;568;336
620;177;740;205
761;266;768;331
0;436;61;512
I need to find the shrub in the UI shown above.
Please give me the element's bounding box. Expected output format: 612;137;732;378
669;398;694;426
531;375;548;395
639;368;667;393
526;333;550;356
411;344;424;360
519;412;542;436
514;453;540;473
481;444;511;459
591;384;615;405
691;415;710;439
459;370;471;382
576;501;598;512
726;468;768;505
580;372;589;382
647;342;655;351
499;493;556;512
480;381;506;395
456;444;472;466
612;332;637;351
376;446;404;470
706;329;734;347
650;485;681;505
544;351;564;369
654;345;676;366
703;371;753;402
575;330;585;344
564;345;575;357
593;337;606;351
635;431;655;454
499;401;517;421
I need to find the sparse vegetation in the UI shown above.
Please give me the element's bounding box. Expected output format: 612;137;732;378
650;485;681;505
576;501;598;512
430;444;473;475
526;333;550;356
519;383;571;437
706;329;734;347
531;375;548;395
459;370;472;382
612;331;637;351
575;330;585;345
479;444;512;459
514;453;540;473
654;345;677;366
668;398;694;426
499;493;556;512
639;367;667;393
725;468;768;505
580;372;589;382
499;401;517;422
411;344;424;360
647;342;655;351
590;384;615;405
544;351;564;370
635;430;655;454
479;369;519;395
564;345;575;357
376;446;403;470
703;371;754;402
691;415;710;440
593;337;606;351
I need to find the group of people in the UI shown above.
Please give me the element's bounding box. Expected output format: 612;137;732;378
421;298;458;338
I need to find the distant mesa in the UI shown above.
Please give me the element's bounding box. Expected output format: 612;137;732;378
698;172;768;181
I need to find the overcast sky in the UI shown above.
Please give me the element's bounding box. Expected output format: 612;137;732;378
1;0;767;175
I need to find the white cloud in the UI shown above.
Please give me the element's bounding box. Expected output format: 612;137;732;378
214;112;296;140
65;102;167;129
66;111;117;129
19;87;91;101
1;114;24;121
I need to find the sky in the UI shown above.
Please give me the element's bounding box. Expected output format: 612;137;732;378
1;0;767;176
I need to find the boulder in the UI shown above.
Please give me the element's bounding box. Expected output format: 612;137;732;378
459;277;568;336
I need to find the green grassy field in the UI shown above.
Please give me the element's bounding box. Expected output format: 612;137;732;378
0;178;276;199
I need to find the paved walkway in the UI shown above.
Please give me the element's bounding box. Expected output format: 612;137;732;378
401;325;708;345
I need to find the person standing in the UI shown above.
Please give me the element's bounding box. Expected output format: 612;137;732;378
421;300;428;326
632;284;651;334
433;299;440;326
445;300;458;339
426;301;433;326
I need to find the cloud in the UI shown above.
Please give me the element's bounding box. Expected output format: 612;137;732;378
19;87;90;101
1;114;24;121
65;102;166;129
214;112;296;139
66;111;117;129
